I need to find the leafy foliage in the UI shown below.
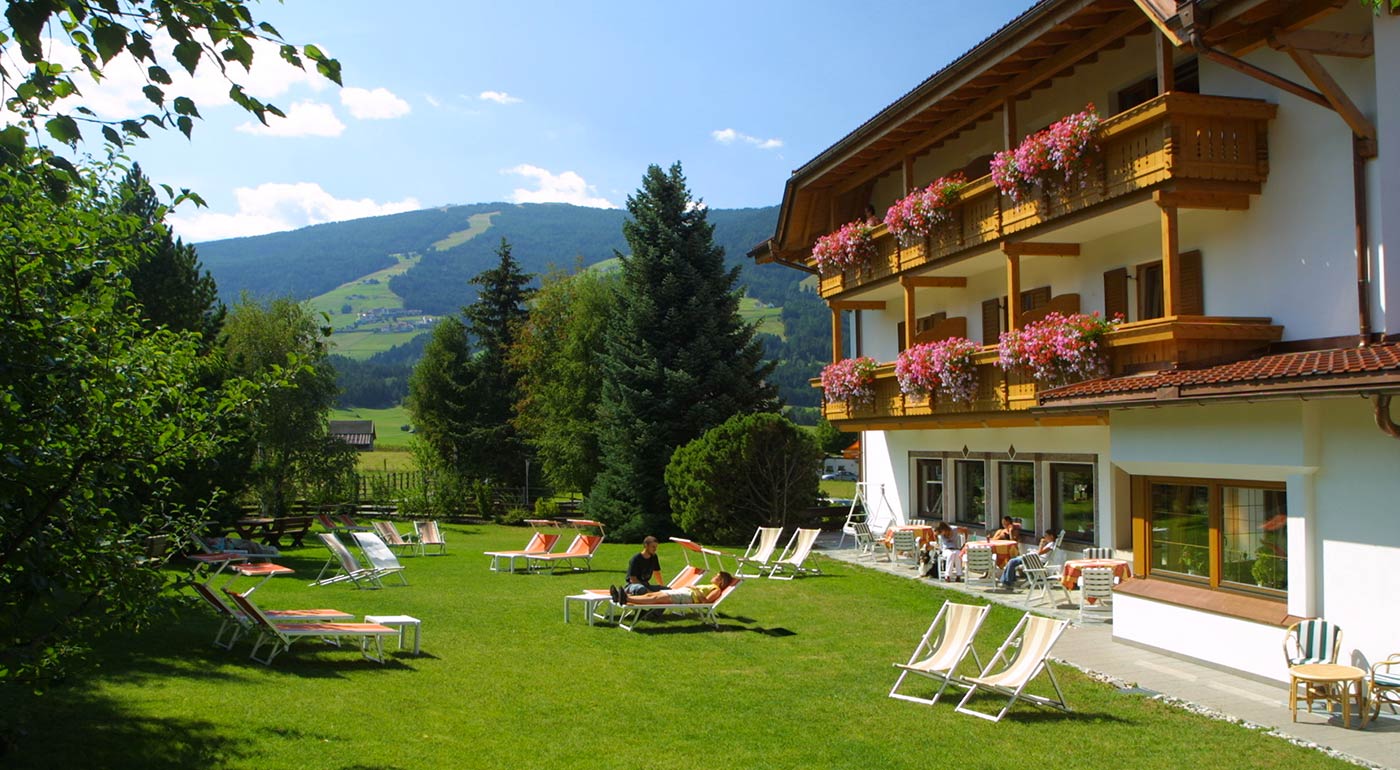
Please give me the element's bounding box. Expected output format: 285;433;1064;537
814;418;857;455
589;163;778;540
666;413;821;543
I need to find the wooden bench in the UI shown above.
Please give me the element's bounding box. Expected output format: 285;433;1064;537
262;516;314;548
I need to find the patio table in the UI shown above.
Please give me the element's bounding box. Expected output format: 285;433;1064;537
232;517;274;540
1060;558;1133;591
1290;662;1368;728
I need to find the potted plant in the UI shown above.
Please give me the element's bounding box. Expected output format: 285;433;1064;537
883;173;967;247
990;104;1101;203
811;220;876;275
996;311;1119;386
894;336;979;404
820;356;879;407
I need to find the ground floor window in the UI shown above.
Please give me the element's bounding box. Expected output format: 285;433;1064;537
1050;463;1095;542
916;459;944;519
997;461;1035;528
1136;476;1286;596
954;460;985;527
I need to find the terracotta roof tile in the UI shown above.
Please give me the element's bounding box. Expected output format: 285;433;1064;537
1039;342;1400;403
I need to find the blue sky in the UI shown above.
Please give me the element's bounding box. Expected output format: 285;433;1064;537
92;1;1031;241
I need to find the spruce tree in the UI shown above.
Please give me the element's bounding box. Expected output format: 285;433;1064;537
590;163;777;539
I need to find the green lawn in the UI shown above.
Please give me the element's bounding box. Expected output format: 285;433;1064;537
0;526;1352;769
331;405;414;449
738;295;783;337
356;449;417;472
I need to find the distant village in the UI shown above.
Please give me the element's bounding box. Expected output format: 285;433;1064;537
335;299;439;335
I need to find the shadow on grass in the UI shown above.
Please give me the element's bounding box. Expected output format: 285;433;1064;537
951;690;1132;724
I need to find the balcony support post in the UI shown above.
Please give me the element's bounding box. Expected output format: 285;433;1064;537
903;281;917;351
1003;247;1022;331
1156;194;1182;317
1156;31;1175;94
830;306;843;363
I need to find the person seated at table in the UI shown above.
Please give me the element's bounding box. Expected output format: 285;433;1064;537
932;522;964;582
609;572;734;606
997;531;1056;590
990;516;1021;543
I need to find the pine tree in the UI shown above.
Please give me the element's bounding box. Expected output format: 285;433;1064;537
407;316;478;473
590;163;777;539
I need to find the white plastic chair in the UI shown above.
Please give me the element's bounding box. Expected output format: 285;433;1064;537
1020;552;1073;608
965;546;998;588
1083;546;1114;560
890;529;920;568
1078;566;1115;621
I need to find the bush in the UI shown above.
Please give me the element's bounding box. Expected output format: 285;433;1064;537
665;412;821;544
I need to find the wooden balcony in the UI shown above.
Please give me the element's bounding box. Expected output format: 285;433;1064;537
820;316;1282;428
816;93;1277;297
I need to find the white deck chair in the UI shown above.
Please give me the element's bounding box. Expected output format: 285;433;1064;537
189;581;353;650
852;522;883;560
890;601;991;705
964;545;998;588
352;531;410;586
372;520;417;556
613;579;743;632
1020;552;1073;607
1083;546;1114;560
312;533;381;588
734;527;783;577
414;520;447;555
768;528;823;580
1078;566;1115;621
223;589;399;665
954;613;1071;722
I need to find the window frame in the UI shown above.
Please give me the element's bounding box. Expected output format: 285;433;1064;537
952;459;988;528
1048;462;1097;544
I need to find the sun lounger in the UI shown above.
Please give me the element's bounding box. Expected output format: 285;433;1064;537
485;521;562;572
612;579;743;632
954;613;1070;721
890;601;990;705
734;527;783;577
525;520;605;573
414;520;447;555
189;581;352;650
768;528;823;580
223;589;400;665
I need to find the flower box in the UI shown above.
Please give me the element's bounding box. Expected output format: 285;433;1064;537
991;104;1102;204
997;312;1120;386
894;337;980;405
820;356;879;406
812;220;876;275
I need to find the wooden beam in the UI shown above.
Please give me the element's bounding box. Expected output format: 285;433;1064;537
829;300;887;311
830;306;842;364
1004;249;1022;332
903;281;917;351
1002;96;1018;150
899;275;968;288
1156;193;1181;317
1197;48;1331;110
1282;47;1376;141
902;156;915;194
835;9;1148;194
1156;30;1175;94
1153;191;1251;210
1269;29;1372;58
1002;242;1081;257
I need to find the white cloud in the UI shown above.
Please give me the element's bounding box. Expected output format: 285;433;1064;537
341;86;410;119
168;182;421;241
479;90;522;105
424;94;442;108
711;127;783;150
504;165;616;208
235;101;345;137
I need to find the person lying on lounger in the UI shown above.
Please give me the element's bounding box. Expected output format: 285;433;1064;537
609;571;734;606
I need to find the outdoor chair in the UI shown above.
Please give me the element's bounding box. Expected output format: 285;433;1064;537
889;529;920;569
937;530;965;577
372;520;418;556
312;533;386;588
189;581;352;650
1077;566;1115;621
613;578;743;632
852;522;882;560
351;531;410;586
1369;654;1400;721
768;528;823;580
954;613;1071;722
525;522;605;573
735;527;784;577
317;512;371;533
889;601;990;705
964;545;998;589
1083;546;1114;560
1284;618;1344;714
414;520;447;555
485;529;561;572
222;588;400;665
1042;530;1068;576
1020;552;1072;608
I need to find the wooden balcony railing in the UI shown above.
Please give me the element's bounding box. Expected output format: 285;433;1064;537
819;316;1282;426
816;93;1277;297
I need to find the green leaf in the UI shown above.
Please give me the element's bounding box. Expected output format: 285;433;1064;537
303;43;326;61
173;40;202;74
315;58;342;86
223;37;254;70
176;115;193;139
128;32;153;61
5;0;50;62
101;125;123;147
142;85;164;108
258;21;282;37
0;125;27;158
147;65;171;85
92;21;127;64
172;96;199;117
44;115;81;145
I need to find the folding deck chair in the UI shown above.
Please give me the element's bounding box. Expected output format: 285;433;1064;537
613;578;743;632
189;581;353;650
890;601;990;705
317;511;371;533
768;528;823;580
372;520;418;556
414;520;447;555
734;527;783;577
223;589;400;665
1020;552;1072;607
485;520;562;572
352;531;410;586
525;519;605;573
954;613;1070;722
312;533;396;588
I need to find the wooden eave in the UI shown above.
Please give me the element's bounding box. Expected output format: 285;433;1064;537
771;0;1151;263
1182;0;1350;54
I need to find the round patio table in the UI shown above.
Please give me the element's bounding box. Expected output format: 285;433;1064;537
1290;662;1368;728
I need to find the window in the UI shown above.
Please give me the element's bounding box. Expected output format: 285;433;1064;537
954;460;986;527
916;459;944;519
1116;58;1201;112
998;462;1035;528
1138;262;1164;320
1050;464;1095;542
1138;477;1286;596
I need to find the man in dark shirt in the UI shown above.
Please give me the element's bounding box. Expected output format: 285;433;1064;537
624;536;663;595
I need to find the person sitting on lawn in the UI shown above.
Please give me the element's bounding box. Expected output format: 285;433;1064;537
610;571;734;606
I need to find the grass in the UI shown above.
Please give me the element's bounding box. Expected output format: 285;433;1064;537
0;525;1354;770
431;212;496;251
356;449;417;473
822;479;856;500
330;405;414;450
738;295;783;337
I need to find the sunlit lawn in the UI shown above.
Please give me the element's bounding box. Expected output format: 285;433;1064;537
356;449;417;473
0;525;1352;770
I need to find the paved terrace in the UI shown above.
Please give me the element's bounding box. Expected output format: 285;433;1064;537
811;532;1400;770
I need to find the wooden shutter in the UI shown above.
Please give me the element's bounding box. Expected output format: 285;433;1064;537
1179;250;1204;316
897;321;907;353
981;298;1001;344
1104;267;1129;321
1021;285;1052;311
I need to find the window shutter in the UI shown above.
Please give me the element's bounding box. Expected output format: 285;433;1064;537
896;321;907;353
1104;267;1129;321
1021;285;1052;311
981;298;1001;345
1179;250;1204;316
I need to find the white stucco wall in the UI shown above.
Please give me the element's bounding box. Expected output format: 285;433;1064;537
1373;11;1400;336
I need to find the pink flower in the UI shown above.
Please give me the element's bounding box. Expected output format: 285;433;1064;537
883;174;967;247
996;311;1118;385
812;220;876;275
821;357;880;405
894;336;980;404
990;104;1101;202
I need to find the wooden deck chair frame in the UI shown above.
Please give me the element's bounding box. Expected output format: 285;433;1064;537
768;528;823;580
190;581;353;650
351;532;410;586
613;579;743;632
890;601;989;705
485;524;562;572
734;527;783;577
223;589;399;665
954;613;1070;722
414;520;447;555
312;532;382;588
372;520;418;556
